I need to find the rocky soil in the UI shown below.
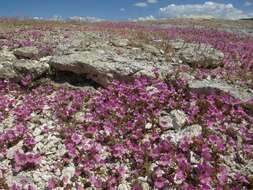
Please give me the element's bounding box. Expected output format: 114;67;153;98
0;19;253;190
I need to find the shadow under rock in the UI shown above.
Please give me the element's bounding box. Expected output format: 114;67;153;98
49;70;100;90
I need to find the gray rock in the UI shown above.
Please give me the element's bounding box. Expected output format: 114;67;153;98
118;183;130;190
159;110;187;130
6;141;23;159
0;57;17;79
188;79;253;102
55;31;108;55
140;182;150;190
170;110;187;127
33;127;42;136
0;53;49;80
35;135;44;142
13;59;49;79
61;164;75;183
145;123;152;130
138;177;150;190
159;113;174;129
34;142;44;152
141;44;160;55
14;46;39;59
111;38;129;47
50;49;169;87
6;173;35;188
162;124;202;144
178;72;195;81
245;161;253;174
0;49;16;59
170;40;224;69
190;151;200;164
179;124;202;141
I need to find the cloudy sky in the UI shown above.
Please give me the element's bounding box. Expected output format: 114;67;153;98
0;0;252;20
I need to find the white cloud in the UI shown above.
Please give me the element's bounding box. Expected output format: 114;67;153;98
134;0;158;7
134;2;148;7
120;8;125;11
147;0;158;4
33;17;43;20
132;15;156;21
49;15;63;21
69;16;104;22
244;1;252;6
159;1;252;20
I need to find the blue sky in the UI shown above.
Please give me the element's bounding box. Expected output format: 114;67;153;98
0;0;252;20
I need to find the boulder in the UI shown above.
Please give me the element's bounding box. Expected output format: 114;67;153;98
0;52;49;80
169;40;224;69
49;49;170;87
188;79;253;102
0;56;17;79
111;38;129;47
14;46;39;59
0;48;16;59
13;59;49;79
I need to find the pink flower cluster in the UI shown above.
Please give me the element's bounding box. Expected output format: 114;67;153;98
0;124;27;155
48;76;252;189
50;88;88;121
13;151;41;172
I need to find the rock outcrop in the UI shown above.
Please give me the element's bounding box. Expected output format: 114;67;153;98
0;50;49;80
188;79;253;102
169;39;224;69
14;47;39;59
50;48;170;87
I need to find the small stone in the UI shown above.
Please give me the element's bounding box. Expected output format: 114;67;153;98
40;172;52;182
150;163;158;171
179;124;202;141
163;124;202;145
112;38;129;47
140;182;150;190
74;112;85;123
40;56;52;62
145;123;152;130
159;114;174;129
33;127;42;136
137;177;150;190
34;142;44;152
146;86;159;95
0;49;16;59
190;151;199;164
118;183;130;190
61;164;76;182
170;110;187;127
7;141;23;159
32;172;42;182
245;161;253;174
55;168;61;177
35;135;44;142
